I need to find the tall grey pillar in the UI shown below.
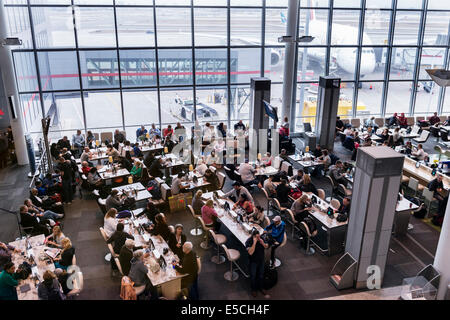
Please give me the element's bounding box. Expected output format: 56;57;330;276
281;0;299;132
434;201;450;299
249;77;271;161
345;146;404;289
315;76;341;151
0;0;29;165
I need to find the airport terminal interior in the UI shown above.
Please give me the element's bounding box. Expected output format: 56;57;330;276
0;0;449;301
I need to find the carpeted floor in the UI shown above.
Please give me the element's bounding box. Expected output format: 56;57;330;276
0;136;443;300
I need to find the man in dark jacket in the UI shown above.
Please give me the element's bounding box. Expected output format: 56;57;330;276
107;223;134;255
174;242;199;300
428;175;447;217
149;158;164;178
19;205;51;236
119;239;139;276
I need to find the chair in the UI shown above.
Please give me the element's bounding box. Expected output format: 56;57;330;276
407;177;424;196
325;175;337;199
197;216;212;249
299;222;317;255
271;198;287;213
114;257;124;276
401;175;410;185
160;183;171;201
434;145;444;161
187;205;203;236
97;198;107;215
350;118;360;128
260;188;273;217
284;209;299;239
273;156;282;170
273;232;288;268
406;117;415;126
100;132;113;144
422;187;438;217
217;172;226;190
209;230;227;264
233;170;243;185
66;271;84;298
99;227;113;262
338;184;352;197
317;188;325;200
263;216;271;228
280;161;291;175
221;244;241;282
374;118;385;127
330;199;341;211
413;130;430;143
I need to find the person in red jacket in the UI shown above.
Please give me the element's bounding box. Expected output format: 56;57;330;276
163;125;173;138
397;113;408;128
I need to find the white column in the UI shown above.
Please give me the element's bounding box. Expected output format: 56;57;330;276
0;0;29;165
281;0;299;128
434;201;450;300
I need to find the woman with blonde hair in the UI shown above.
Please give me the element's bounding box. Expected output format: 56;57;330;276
130;159;143;178
104;208;119;237
54;238;75;270
45;226;66;248
201;199;220;231
192;190;204;215
291;194;312;223
300;174;318;196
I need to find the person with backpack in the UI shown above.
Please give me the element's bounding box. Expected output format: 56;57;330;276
38;270;65;300
246;229;270;298
146;177;162;200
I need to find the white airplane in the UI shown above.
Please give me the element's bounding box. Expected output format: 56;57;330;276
281;10;376;78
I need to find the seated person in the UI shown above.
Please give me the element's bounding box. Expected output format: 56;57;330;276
45;226;66;248
223;182;254;203
313;149;331;176
392;128;404;146
335;116;344;134
163;125;174;138
260;152;273;167
171;172;187;196
132;143;143;158
411;144;427;161
192;190;204;215
42;173;62;195
106;144;120;162
106;190;126;211
80;147;92;163
107;222;135;255
290;169;304;184
119;239;139;276
0;262;19;300
299;174;318;196
247;205;266;227
387;113;398;127
19;205;51;236
201;200;220;232
378;128;390;143
365;116;378;131
263;216;286;269
275;179;291;208
291;194;312;223
24;199;63;222
429;112;441;126
37;270;65;300
57;136;71;151
29;188;64;214
263;176;277;197
137;200;159;222
104;208;119;237
397;113;408;129
239;162;260;186
81;161;92;175
168;224;187;260
53;238;75;271
114;129;126;145
195;160;208;176
0;242;19;270
149;158;164;178
136;125;148;141
204;169;220;190
119;153;133;171
329;160;347;186
87;167;103;188
428;175;447;218
129;250;153;298
312;145;322;158
338;197;351;216
149;213;171;242
233;193;254;215
130;159;143;179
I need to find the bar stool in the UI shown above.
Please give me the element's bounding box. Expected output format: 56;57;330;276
197;217;212;249
209;230;226;264
221;244;240;282
187;205;203;236
99;227;111;262
274;232;287;268
299;222;316;255
261;188;273;217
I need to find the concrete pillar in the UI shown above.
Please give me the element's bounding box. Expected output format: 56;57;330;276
315;76;341;151
281;0;299;129
345;146;404;288
434;201;450;300
0;0;29;165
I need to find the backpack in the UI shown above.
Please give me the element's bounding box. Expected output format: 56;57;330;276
263;262;278;290
147;180;162;200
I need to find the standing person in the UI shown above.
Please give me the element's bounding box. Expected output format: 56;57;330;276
0;262;18;300
246;229;269;298
86;131;95;149
71;130;85;157
192;190;204;215
168;224;187;260
58;157;73;204
174;242;199;300
263;216;286;269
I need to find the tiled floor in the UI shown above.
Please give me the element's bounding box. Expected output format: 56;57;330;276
0;137;442;300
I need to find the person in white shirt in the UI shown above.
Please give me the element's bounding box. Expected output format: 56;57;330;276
72;129;85;157
214;137;225;154
203;123;214;145
171;173;186;195
104;208;119;237
239;162;258;185
196;161;208;176
412;144;427;161
80;147;91;163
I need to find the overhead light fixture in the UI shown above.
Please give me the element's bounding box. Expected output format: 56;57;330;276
0;37;22;47
426;69;450;87
278;35;315;43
